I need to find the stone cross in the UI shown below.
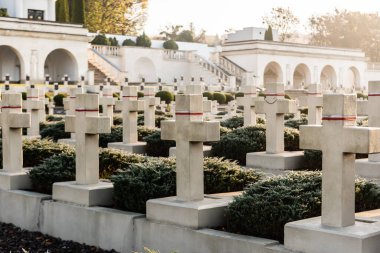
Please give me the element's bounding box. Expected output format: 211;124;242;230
300;94;380;227
100;86;115;119
227;100;237;118
65;94;111;184
307;83;323;125
23;88;45;137
121;86;144;144
0;93;30;172
237;85;258;126
161;85;220;201
143;87;159;128
48;101;54;115
255;83;297;153
366;81;380;163
63;87;84;140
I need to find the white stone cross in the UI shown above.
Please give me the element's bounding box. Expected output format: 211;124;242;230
143;87;160;128
227;100;237;118
0;93;30;173
237;85;258;126
365;81;380;163
161;86;220;201
65;94;111;184
307;83;323;125
300;93;380;227
255;83;297;153
62;87;84;141
100;86;115;119
23;88;45;137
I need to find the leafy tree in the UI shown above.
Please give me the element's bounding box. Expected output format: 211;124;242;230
136;32;151;47
122;38;136;46
163;40;179;50
0;8;8;17
160;25;183;40
110;37;119;46
91;34;110;45
177;30;194;42
85;0;148;35
70;0;85;24
160;23;206;43
264;26;273;41
56;0;70;23
309;9;380;61
262;7;299;42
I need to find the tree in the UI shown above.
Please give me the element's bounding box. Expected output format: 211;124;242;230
159;25;183;40
56;0;70;23
262;7;299;42
264;26;273;41
309;9;380;61
163;40;179;50
136;32;151;47
159;23;207;43
177;30;194;42
85;0;148;35
70;0;85;24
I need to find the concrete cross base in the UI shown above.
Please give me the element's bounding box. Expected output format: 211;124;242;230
107;142;147;154
356;159;380;182
284;216;380;253
246;151;305;170
52;181;113;207
0;170;32;190
146;194;234;229
57;138;76;146
169;145;212;157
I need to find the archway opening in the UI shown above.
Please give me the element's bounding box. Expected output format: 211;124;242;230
264;61;283;86
134;57;157;83
345;67;360;90
320;65;337;91
0;45;23;83
293;64;311;89
44;49;78;83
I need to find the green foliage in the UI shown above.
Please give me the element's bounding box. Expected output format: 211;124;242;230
177;30;194;42
357;92;368;100
46;115;64;122
213;92;227;104
21;92;27;101
99;126;122;148
138;92;144;98
122;39;136;46
40;121;70;141
220;116;244;129
56;0;70;23
136;33;152;47
211;125;300;165
264;26;274;41
226;172;380;242
70;0;85;24
163;40;179;50
0;8;9;17
113;115;123;125
155;91;174;104
144;131;176;157
137;126;157;141
285;117;308;130
225;93;235;103
112;157;263;213
202;92;214;101
285;94;291;99
303;150;322;170
53;93;67;107
91;34;110;45
109;37;119;46
235;92;244;98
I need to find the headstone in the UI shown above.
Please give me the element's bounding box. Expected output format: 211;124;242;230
100;86;115;119
285;93;380;253
237;85;258;126
63;75;69;86
5;74;10;85
307;83;323;125
108;86;146;153
143;87;159;128
45;75;50;85
147;85;231;229
25;75;30;86
23;88;45;138
0;93;31;190
53;94;112;206
246;83;304;170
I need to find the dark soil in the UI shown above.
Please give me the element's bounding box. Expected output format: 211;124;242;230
0;223;119;253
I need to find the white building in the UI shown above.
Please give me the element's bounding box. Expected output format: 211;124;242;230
1;0;56;21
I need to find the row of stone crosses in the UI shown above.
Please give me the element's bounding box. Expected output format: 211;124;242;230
1;79;380;232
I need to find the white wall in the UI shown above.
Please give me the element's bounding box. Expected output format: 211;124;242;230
1;0;55;21
226;27;280;42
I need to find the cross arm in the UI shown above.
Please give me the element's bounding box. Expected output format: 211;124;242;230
85;116;111;134
23;100;45;110
308;96;323;108
65;115;76;133
188;121;220;142
100;97;115;105
254;98;265;114
299;125;322;150
130;100;145;112
9;113;30;129
161;120;176;141
343;127;380;153
276;99;298;114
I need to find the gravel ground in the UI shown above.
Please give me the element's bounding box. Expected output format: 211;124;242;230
0;223;119;253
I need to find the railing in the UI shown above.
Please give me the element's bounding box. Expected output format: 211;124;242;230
218;56;247;80
88;48;125;83
193;54;231;84
367;62;380;71
163;50;189;61
91;45;120;57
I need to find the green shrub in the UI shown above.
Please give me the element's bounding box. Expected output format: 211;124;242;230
235;92;244;98
284;113;294;120
136;33;152;47
220;116;244;129
46;115;64;122
138;126;157;141
0;8;9;17
211;125;300;165
99;126;122;148
357;92;368;100
22;92;27;100
40;121;70;141
53;93;67;107
91;34;109;45
303;150;322;170
285;117;308;130
138;92;144;98
112;157;263;213
122;39;136;46
113;115;123;125
144;131;176;157
109;37;119;46
163;40;179;50
225;93;234;103
155;91;174;104
203;92;214;101
213;92;227;104
226;171;380;243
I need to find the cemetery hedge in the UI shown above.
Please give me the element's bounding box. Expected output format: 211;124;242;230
284;117;308;129
155;91;174;104
144;130;176;157
211;125;300;165
213;92;227;104
225;93;235;103
53;93;67;107
122;39;136;46
226;171;380;243
220;116;244;129
163;40;179;50
112;157;263;213
40;121;70;141
203;92;214;101
136;33;152;47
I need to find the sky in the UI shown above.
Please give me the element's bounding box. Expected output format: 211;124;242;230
144;0;380;36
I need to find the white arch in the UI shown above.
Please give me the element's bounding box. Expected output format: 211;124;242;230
44;49;79;82
263;61;283;86
0;45;25;83
345;66;361;90
320;65;337;91
134;57;157;82
293;63;311;89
